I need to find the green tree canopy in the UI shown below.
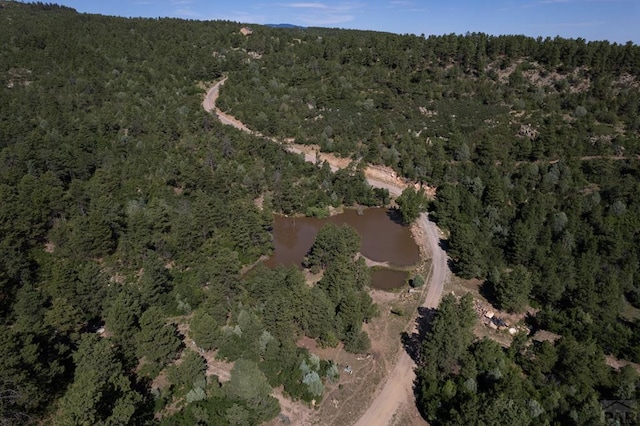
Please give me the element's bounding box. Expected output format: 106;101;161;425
135;307;182;373
306;223;360;270
56;334;143;426
395;187;429;224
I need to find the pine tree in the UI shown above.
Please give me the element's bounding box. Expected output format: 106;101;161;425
135;307;181;371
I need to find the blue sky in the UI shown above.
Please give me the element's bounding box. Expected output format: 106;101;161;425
55;1;639;43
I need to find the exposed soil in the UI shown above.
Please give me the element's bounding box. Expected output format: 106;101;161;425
177;322;233;382
446;277;528;348
605;355;640;374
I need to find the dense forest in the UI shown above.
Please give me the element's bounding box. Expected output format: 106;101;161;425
0;3;384;424
212;13;640;424
415;295;639;425
1;1;640;424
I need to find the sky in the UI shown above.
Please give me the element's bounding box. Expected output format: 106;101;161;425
52;1;639;44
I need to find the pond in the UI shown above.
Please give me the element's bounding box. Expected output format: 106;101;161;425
370;268;408;291
265;208;420;270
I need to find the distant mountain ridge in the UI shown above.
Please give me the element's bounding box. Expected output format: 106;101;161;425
266;23;306;29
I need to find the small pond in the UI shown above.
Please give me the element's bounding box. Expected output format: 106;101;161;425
265;208;420;271
370;268;408;291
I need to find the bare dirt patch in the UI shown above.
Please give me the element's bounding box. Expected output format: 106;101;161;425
287;142;353;171
605;355;640;374
177;321;234;382
265;386;314;426
302;268;324;287
306;288;425;426
364;164;407;189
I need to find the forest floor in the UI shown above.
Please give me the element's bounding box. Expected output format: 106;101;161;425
203;78;450;425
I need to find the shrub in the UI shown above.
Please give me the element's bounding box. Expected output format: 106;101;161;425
411;274;425;288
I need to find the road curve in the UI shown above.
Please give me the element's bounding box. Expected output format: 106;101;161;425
204;78;253;132
203;78;450;426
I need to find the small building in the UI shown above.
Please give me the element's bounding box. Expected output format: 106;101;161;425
240;27;253;36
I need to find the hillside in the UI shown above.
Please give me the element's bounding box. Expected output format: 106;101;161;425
216;19;640;349
213;25;640;423
1;2;640;425
0;3;386;425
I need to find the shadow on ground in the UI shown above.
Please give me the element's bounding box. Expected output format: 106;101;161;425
400;306;436;364
400;306;437;423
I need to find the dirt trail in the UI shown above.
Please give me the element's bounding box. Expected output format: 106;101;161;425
203;78;450;425
203;78;252;133
204;79;408;185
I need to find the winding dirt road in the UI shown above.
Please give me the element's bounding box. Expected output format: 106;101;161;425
203;79;450;425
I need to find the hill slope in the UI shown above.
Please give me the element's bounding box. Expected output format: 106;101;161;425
2;2;640;424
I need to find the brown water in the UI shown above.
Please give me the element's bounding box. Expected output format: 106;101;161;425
370;268;408;290
265;208;419;269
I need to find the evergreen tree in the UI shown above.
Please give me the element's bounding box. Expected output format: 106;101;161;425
135;307;181;373
493;264;532;312
56;335;144;425
395;187;429;224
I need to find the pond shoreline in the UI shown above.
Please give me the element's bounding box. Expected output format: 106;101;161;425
265;207;420;270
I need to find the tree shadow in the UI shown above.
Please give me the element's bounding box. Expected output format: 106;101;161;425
479;279;499;309
400;306;437;364
438;238;450;255
386;208;406;226
447;257;458;274
523;311;542;333
134;375;159;424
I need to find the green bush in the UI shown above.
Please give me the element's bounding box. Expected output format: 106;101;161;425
411;274;425;288
305;206;330;219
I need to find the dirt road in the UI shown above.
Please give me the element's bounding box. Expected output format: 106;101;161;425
204;78;252;132
203;78;450;425
354;212;448;426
